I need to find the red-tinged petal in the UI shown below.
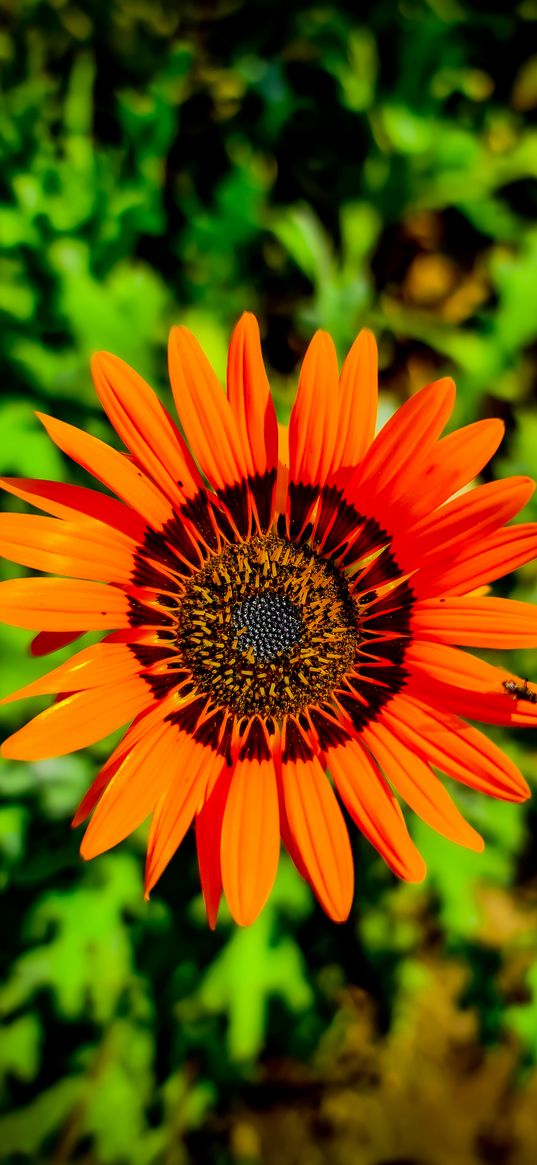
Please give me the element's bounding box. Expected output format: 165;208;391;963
220;717;280;926
168;326;250;496
0;513;137;585
407;641;513;692
325;735;426;880
1;642;138;705
410;678;537;729
145;737;225;895
91;351;205;508
405;643;526;703
378;418;506;534
414;418;506;514
36;413;176;531
289;331;340;488
392;477;534;568
411;595;537;648
405;642;537;728
196;767;232;928
0;476;146;541
347;377;456;510
30;630;84;657
329;329;377;478
0;578;130;631
280;718;353;922
413;523;537;598
362;720;484;852
2;677;149;761
379;694;530;803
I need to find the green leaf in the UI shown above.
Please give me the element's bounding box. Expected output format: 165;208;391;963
0;1014;41;1093
0;402;65;476
193;860;314;1061
0;855;145;1023
0;1076;84;1159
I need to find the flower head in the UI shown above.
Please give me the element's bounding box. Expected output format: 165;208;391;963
1;315;536;925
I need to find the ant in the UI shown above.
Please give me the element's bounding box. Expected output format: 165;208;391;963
503;679;537;704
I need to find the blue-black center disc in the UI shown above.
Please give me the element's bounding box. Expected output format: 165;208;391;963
232;592;302;661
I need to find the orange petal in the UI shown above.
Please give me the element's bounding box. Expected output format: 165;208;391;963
289;331;340;487
168;326;249;494
280;719;354;921
380;694;530;803
196;767;232;928
0;513;136;584
1;642;138;705
220;717;280;926
91;351;203;508
330;328;378;477
72;693;181;827
37;413;174;530
0;578;130;631
144;736;225;895
362;720;484;852
226;314;278;533
2;677;149;760
325;735;426;880
412;595;537;648
227;313;278;477
81;718;181;859
72;747;128;828
276;766;310;883
0;476;145;541
278;423;289;468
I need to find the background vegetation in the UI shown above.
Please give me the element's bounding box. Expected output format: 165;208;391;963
1;0;537;1161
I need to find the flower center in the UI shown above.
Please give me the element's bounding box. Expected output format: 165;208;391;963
177;533;358;718
232;592;303;661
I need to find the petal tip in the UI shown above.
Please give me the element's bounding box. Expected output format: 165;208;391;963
327;901;352;924
404;851;428;884
1;736;25;761
90;350;113;380
356;327;378;353
230;902;265;927
238;310;258;328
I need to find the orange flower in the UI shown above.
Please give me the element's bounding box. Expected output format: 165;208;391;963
1;315;537;926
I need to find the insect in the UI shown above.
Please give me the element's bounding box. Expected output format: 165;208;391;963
503;679;537;704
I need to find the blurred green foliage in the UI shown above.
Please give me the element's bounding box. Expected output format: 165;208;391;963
1;0;537;1161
